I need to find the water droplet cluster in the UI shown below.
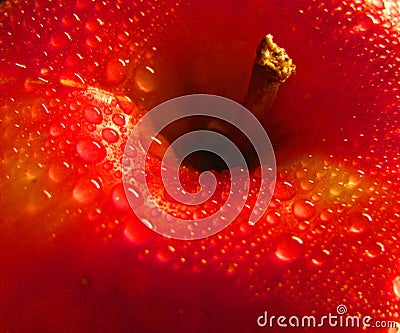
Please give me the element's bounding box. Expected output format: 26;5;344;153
0;0;181;237
0;0;399;329
125;153;400;320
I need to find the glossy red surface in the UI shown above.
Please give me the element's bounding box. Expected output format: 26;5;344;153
0;0;399;332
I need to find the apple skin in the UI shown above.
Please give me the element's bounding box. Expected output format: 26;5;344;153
0;0;400;332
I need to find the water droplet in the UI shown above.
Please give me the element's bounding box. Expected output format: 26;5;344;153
371;0;384;10
61;13;80;27
329;184;343;197
112;113;126;126
124;143;137;158
273;180;296;201
116;95;135;115
131;168;146;183
351;16;374;33
83;105;103;124
348;172;363;187
76;139;106;163
72;178;102;204
348;212;372;234
85;17;103;32
126;185;144;208
146;134;169;160
124;223;151;245
275;235;304;262
85;35;101;49
65;53;83;67
364;242;385;259
103;161;113;171
106;58;128;84
49;123;66;137
70;102;81;111
87;124;96;132
111;183;130;211
70;122;81;132
50;31;71;48
157;248;175;262
239;221;252;234
297;220;310;231
311;250;330;266
49;161;70;183
300;179;314;191
320;209;333;222
59;71;86;89
150;207;161;218
134;65;156;93
24;77;41;93
293;199;316;220
86;207;101;221
117;30;130;42
266;211;281;226
102;128;119;143
393;276;400;300
192;210;207;221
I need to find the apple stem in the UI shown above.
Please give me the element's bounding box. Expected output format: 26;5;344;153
157;35;295;171
207;34;295;157
244;34;296;124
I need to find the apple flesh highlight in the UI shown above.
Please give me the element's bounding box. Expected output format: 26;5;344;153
0;1;399;332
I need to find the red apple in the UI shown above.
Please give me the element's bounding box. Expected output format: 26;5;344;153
0;0;399;332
